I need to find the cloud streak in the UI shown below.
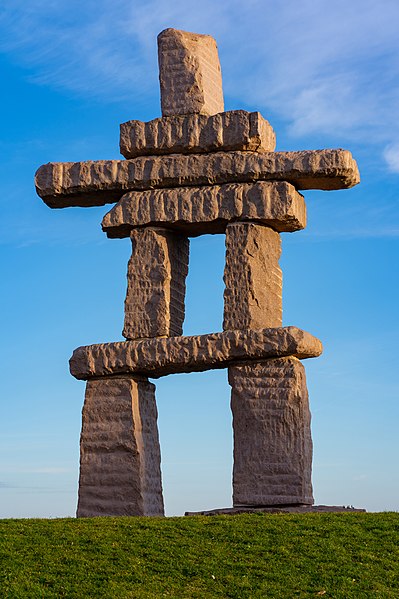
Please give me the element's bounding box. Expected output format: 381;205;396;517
383;144;399;173
1;0;399;167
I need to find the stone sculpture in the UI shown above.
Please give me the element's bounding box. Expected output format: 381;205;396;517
35;28;360;517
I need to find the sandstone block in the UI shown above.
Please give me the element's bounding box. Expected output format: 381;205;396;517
76;375;164;517
35;149;360;208
124;228;189;339
224;223;282;330
158;28;224;117
119;111;275;158
69;326;323;380
229;357;313;506
102;181;306;238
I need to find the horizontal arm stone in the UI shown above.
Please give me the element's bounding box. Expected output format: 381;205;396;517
35;149;360;208
101;181;306;238
120;111;275;158
69;326;323;380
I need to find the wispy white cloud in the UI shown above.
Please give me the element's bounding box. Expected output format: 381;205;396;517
0;0;154;99
218;0;399;148
1;0;399;165
383;144;399;173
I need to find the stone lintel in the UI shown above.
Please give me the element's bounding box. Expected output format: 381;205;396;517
77;375;164;517
35;149;360;209
124;228;189;339
69;326;323;380
119;111;275;158
102;181;306;239
158;28;224;117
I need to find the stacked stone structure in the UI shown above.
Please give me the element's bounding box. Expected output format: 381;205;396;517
35;28;360;516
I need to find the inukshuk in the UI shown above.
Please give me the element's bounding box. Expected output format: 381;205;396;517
35;29;360;517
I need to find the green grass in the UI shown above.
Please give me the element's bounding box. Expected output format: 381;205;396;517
0;513;398;598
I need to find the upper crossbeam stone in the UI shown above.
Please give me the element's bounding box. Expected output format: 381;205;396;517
158;28;224;116
35;149;360;209
101;181;306;238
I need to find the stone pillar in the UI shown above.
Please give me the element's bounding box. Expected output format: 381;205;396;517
77;375;164;517
229;357;313;506
123;227;189;340
224;221;313;506
78;227;189;516
223;222;282;330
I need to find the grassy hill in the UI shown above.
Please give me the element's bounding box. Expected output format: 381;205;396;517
0;512;398;597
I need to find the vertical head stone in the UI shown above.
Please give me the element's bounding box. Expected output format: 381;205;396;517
158;28;224;117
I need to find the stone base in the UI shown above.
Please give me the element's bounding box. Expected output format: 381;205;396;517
229;357;314;507
77;375;164;517
185;505;366;516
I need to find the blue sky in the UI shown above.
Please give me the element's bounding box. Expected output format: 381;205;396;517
1;0;398;518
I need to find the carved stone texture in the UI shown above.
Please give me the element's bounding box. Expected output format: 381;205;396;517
119;111;275;158
124;228;189;340
69;326;323;380
35;149;360;208
76;375;164;517
102;181;306;239
224;223;282;331
229;357;313;507
158;28;224;117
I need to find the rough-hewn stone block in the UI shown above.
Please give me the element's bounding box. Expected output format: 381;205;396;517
35;149;360;208
102;181;306;238
124;228;189;339
224;223;282;330
119;111;275;158
229;357;313;506
158;28;224;117
76;375;164;517
69;326;323;380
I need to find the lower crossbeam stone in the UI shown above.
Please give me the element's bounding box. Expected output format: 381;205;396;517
69;326;322;380
229;357;314;507
76;375;164;517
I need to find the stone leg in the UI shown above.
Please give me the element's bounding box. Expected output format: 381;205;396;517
123;227;189;340
223;222;282;330
229;357;313;506
77;375;164;517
